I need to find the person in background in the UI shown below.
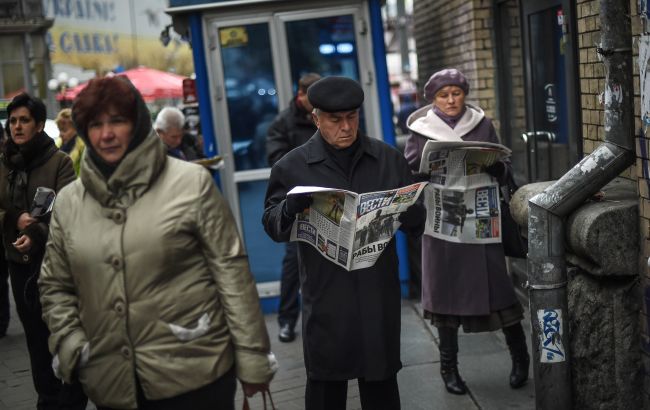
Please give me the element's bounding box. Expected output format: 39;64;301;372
154;106;204;161
263;76;425;410
1;93;87;408
396;89;419;135
0;124;8;338
39;76;276;410
265;72;321;343
55;108;85;176
404;68;529;395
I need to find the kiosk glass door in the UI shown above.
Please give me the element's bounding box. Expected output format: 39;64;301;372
520;0;580;182
283;14;366;132
209;5;372;290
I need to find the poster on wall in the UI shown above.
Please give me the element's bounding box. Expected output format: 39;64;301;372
637;35;650;193
43;0;193;76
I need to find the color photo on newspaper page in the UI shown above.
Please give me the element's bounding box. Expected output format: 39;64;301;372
287;183;427;270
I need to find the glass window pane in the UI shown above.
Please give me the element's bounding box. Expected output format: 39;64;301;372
3;63;26;99
220;23;278;171
285;15;361;86
0;35;24;60
285;15;367;133
238;180;284;283
528;6;570;180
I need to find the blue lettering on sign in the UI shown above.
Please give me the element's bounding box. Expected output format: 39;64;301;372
73;32;84;52
44;0;116;21
59;32;72;53
57;31;118;54
542;309;565;361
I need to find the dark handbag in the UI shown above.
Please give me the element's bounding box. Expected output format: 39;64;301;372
500;175;528;258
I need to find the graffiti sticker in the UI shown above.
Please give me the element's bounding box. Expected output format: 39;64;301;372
537;308;566;363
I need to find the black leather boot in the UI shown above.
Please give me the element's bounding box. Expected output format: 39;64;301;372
438;326;467;395
503;322;530;388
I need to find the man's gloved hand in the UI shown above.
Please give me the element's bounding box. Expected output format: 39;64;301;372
484;161;505;178
283;194;313;217
412;172;431;183
398;202;426;232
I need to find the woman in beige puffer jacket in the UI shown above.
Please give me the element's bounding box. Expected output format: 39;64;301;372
38;76;276;410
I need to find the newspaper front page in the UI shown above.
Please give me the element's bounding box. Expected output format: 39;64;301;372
419;140;510;244
288;183;427;271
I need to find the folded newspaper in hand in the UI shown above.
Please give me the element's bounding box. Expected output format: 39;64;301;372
287;182;427;271
30;187;56;218
192;155;224;170
419;140;510;244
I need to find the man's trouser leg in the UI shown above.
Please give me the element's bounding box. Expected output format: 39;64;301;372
305;378;347;410
9;261;87;410
0;250;9;336
358;374;401;410
278;242;300;329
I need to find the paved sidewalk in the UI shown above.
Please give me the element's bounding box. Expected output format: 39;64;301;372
244;301;535;410
0;297;535;409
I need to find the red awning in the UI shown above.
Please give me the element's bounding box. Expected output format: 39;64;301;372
58;66;187;103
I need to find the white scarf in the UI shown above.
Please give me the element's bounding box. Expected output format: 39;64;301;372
407;103;485;141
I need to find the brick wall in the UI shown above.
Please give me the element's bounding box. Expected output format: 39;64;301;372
412;0;497;119
506;1;526;139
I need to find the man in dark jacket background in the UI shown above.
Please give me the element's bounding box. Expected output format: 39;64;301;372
265;72;320;343
262;76;425;410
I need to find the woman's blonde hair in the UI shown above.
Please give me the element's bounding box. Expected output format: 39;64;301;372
55;108;72;127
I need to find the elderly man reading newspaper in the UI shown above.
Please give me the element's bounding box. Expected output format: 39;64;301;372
263;76;425;410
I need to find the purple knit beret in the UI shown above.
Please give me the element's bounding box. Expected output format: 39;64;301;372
423;68;469;101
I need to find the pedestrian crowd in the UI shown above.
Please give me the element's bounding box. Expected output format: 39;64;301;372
0;68;527;409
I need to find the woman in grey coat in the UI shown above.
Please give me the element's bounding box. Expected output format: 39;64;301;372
404;68;529;395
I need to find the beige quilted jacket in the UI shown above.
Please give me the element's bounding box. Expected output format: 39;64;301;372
39;131;274;409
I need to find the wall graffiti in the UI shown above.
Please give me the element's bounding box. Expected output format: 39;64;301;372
537;308;566;363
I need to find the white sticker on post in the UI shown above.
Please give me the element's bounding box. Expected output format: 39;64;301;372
537;308;566;363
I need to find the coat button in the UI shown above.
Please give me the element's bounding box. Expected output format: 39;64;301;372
110;256;122;269
121;346;131;359
114;301;125;316
112;210;125;224
22;254;29;262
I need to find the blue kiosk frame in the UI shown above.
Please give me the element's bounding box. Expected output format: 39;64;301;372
167;0;410;312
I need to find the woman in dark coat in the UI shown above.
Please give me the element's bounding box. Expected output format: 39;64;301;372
1;93;87;408
404;69;529;395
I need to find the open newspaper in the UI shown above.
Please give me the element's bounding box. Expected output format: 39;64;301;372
287;182;427;271
419;140;511;244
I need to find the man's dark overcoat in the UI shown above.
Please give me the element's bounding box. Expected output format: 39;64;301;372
265;99;316;166
263;131;417;381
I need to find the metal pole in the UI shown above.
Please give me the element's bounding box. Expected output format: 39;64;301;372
598;0;634;152
396;0;410;76
528;203;571;409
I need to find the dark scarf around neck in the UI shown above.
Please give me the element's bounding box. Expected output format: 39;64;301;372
3;131;57;171
322;132;362;176
433;105;467;129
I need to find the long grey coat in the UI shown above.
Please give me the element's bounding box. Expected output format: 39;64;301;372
404;105;518;317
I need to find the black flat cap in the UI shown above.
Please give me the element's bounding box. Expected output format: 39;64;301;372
307;76;364;112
